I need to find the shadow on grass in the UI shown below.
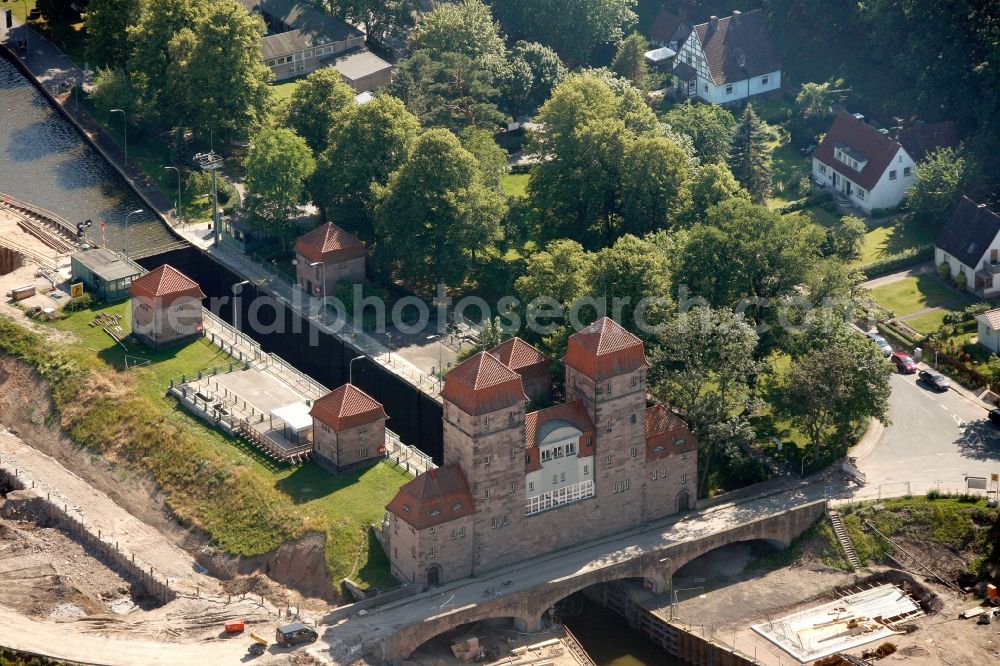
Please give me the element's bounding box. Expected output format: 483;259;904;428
276;461;365;504
354;527;395;591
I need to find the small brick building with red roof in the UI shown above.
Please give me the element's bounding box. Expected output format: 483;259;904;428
294;222;367;298
129;264;206;350
488;337;552;403
310;383;387;473
381;317;698;587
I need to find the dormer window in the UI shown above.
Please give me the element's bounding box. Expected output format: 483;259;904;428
430;509;441;517
675;438;686;447
452;503;463;511
403;505;411;512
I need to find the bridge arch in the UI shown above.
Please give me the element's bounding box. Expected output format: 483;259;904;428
381;501;826;662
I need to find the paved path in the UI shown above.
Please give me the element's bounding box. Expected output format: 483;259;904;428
861;261;935;290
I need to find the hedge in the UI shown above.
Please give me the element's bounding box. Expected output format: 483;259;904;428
859;244;934;279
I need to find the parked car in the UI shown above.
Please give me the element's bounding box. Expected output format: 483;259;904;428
988;409;1000;426
866;331;892;356
275;623;318;648
890;351;917;374
918;369;951;392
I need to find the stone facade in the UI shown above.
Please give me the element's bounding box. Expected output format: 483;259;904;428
129;265;206;351
313;419;384;473
295;253;366;298
383;319;700;587
294;223;367;299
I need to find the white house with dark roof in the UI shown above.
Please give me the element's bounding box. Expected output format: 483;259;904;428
241;0;392;90
672;9;781;103
935;197;1000;296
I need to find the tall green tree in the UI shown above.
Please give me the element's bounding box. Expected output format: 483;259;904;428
586;234;673;337
460;128;507;192
491;0;637;63
84;0;142;68
284;69;357;155
372;129;507;290
827;215;867;262
127;0;207;121
389;50;507;131
905;146;971;227
492;41;566;118
727;104;772;204
611;32;648;90
411;0;506;61
687;163;748;222
515;239;591;317
167;0;272;141
312;96;420;242
620;136;692;235
773;321;891;462
663;100;737;164
677;199;824;350
650;306;762;495
243;128;316;245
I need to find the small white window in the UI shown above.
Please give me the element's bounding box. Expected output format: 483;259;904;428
725;84;733;94
761;75;769;85
889;170;897;180
606;455;612;465
429;526;435;534
484;489;490;500
528;481;534;492
652;470;658;480
491;518;498;528
459;527;465;538
359;447;367;457
631;375;638;387
509;481;515;494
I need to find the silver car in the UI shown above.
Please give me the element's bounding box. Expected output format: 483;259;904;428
866;331;892;356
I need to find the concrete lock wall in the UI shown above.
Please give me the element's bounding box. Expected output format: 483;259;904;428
380;500;828;661
0;469;176;605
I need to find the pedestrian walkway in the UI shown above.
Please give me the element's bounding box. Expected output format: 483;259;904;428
861;261;935;290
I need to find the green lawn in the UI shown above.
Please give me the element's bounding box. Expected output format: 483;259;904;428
271;76;306;104
41;301;410;589
857;217;936;266
769;139;811;203
870;275;962;317
501;173;530;198
901;309;950;336
5;0;38;22
783;205;840;229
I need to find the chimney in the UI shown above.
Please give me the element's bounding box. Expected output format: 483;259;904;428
709;15;718;29
733;9;741;20
853;113;865;122
878;128;889;135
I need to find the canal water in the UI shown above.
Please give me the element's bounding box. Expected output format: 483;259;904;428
0;56;174;252
564;595;689;665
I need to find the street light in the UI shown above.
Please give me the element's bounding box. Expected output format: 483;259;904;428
232;280;250;339
427;334;443;388
659;557;673;615
164;166;183;226
193;151;224;246
109;109;128;169
349;355;364;384
308;261;326;312
123;208;144;258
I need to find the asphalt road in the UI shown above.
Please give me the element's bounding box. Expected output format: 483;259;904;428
856;370;1000;494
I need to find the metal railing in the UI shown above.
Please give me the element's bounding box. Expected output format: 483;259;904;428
384;429;436;476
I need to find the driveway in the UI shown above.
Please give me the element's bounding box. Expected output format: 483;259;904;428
855;370;1000;495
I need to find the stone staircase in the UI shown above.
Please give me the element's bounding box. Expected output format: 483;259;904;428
828;509;862;570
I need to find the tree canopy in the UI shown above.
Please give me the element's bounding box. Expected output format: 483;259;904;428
243;127;316;244
84;0;142;67
905;147;972;227
411;0;505;62
372;129;507;291
611;33;649;90
663;100;737;165
284;69;357;155
727;104;772;204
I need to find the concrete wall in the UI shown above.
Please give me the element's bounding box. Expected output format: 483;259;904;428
379;499;828;661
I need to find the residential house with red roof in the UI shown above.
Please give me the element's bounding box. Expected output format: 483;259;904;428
129;264;206;349
294;222;367;299
310;383;388;473
673;9;781;103
812;111;920;213
381;318;698;587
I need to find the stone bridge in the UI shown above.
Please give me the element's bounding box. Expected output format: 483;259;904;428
363;498;827;662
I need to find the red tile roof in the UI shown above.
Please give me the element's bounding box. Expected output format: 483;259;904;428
895;121;959;162
310;384;387;431
129;264;205;302
294;222;366;264
386;464;475;530
524;400;595;472
563;317;647;381
645;404;698;461
813;111;904;191
692;9;779;85
488;338;550;374
441;352;526;415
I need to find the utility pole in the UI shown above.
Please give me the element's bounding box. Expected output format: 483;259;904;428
193;151;224;246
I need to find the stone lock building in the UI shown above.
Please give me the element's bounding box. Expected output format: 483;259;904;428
310;384;387;474
382;317;699;587
294;222;367;299
129;265;206;350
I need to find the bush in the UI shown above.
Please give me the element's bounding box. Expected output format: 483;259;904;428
89;67;137;116
63;293;94;312
858;245;934;279
956;271;968;289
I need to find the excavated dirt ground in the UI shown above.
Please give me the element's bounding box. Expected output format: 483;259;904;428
0;355;335;615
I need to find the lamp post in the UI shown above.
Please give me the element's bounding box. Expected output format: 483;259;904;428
349;355;364;384
309;261;326;313
193;151;224;246
659;557;673;616
164;166;183;226
109;109;128;169
427;334;443;388
123;208;144;258
232;280;250;343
